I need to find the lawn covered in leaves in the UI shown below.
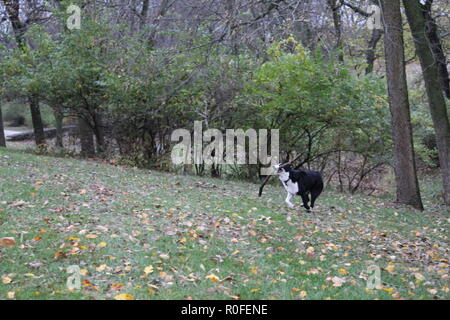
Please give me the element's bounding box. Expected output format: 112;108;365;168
0;149;448;300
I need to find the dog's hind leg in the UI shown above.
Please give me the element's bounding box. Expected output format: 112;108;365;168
300;193;311;211
285;193;296;209
310;185;323;210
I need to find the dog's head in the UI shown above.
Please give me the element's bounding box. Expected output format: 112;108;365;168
274;163;292;176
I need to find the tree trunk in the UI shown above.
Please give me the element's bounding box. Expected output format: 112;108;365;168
366;28;383;74
55;110;64;148
92;111;105;154
78;117;95;157
2;0;26;48
403;0;450;205
380;0;423;210
29;95;46;146
327;0;344;61
140;0;150;28
422;1;450;99
0;104;6;148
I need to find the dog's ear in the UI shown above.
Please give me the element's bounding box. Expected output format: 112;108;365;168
284;164;292;171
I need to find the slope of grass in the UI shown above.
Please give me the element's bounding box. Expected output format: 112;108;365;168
0;149;448;300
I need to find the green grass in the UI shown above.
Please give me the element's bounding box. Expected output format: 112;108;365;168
0;149;448;300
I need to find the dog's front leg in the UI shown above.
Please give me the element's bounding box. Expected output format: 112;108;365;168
285;193;296;209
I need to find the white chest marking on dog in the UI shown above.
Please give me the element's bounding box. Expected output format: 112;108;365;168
278;171;299;195
277;170;299;209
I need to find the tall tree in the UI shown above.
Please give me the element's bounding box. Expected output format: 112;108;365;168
403;0;450;205
380;0;423;210
327;0;344;61
2;0;46;146
0;104;6;148
78;118;95;158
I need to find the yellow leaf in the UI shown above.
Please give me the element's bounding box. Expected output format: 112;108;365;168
205;274;220;283
2;276;12;284
144;265;154;275
98;242;107;248
250;266;258;275
250;288;261;293
86;234;97;239
79;189;87;195
80;269;88;276
338;269;349;275
96;264;107;271
414;273;425;281
385;264;395;274
114;293;134;300
24;273;36;278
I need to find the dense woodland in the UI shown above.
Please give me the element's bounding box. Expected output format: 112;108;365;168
0;0;449;208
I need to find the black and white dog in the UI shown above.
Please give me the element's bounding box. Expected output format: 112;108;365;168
274;163;324;212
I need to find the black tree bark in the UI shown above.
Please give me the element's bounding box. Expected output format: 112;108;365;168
0;104;6;147
55;110;64;148
29;96;46;146
78;117;95;158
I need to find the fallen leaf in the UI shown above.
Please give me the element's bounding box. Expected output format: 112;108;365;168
144;265;154;275
385;264;395;274
327;276;346;287
114;293;134;300
205;274;220;283
414;273;425;281
2;276;12;284
0;237;16;247
80;269;88;276
96;264;107;271
338;269;349;275
110;283;125;291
